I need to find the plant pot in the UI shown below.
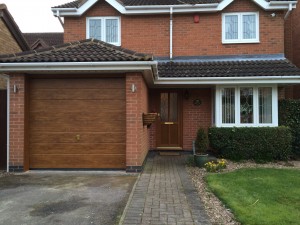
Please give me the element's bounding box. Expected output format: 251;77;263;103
194;154;209;168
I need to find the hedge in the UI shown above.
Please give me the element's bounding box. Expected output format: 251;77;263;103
208;127;292;162
279;99;300;156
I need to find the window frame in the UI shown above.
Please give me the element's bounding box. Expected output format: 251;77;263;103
215;85;278;127
222;12;260;44
86;16;121;46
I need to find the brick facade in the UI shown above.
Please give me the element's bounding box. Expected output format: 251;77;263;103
125;73;150;171
8;74;25;171
64;0;285;57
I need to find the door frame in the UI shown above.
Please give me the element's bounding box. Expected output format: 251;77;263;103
155;89;183;150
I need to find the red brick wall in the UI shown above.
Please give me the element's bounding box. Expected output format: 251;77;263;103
9;74;25;169
125;73;149;170
182;89;212;150
64;0;284;57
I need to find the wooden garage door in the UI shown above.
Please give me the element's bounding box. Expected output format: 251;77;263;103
29;78;126;169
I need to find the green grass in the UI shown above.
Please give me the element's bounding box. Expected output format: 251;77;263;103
205;168;300;225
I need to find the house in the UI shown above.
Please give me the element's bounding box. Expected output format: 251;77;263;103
0;4;29;171
0;0;300;172
23;33;63;50
285;2;300;99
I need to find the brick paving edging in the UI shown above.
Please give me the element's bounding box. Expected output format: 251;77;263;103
120;154;211;225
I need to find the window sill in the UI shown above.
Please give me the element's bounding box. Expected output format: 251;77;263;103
222;40;260;44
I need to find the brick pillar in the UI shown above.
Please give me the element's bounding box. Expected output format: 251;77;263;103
126;73;149;172
9;74;25;171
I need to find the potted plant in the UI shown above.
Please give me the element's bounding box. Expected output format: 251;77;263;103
194;128;209;167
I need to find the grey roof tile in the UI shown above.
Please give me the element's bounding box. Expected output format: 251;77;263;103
0;39;153;63
158;59;300;78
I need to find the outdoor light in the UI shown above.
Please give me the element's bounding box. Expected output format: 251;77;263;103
131;84;137;93
13;84;18;93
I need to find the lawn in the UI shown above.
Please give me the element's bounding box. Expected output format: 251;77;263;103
205;168;300;225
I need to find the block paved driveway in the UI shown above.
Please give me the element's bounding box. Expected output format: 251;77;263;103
0;172;137;225
121;154;211;225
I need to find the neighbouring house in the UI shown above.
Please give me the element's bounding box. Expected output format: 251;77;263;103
23;32;63;50
285;1;300;99
0;0;300;172
0;4;30;171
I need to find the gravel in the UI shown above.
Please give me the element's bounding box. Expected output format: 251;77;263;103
187;160;300;225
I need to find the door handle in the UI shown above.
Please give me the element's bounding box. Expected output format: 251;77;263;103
75;134;81;141
163;122;174;125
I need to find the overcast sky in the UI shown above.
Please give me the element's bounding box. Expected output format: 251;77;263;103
1;0;73;33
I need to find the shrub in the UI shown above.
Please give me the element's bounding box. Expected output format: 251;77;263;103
208;127;293;162
195;128;209;154
279;99;300;157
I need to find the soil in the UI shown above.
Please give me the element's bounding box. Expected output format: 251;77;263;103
187;160;300;225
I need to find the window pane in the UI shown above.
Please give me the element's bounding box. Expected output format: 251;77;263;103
243;15;256;39
225;15;238;40
106;19;118;43
222;88;235;124
259;87;272;123
240;88;253;123
160;93;168;122
169;93;178;122
89;19;101;40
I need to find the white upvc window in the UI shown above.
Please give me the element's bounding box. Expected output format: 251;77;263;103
215;85;278;127
222;12;259;44
86;17;121;46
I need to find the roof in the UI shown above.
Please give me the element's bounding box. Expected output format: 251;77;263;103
53;0;295;8
0;39;153;63
23;33;64;50
53;0;221;7
0;4;30;51
157;56;300;78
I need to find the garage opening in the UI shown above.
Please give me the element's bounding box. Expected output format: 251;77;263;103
0;88;7;170
28;77;126;169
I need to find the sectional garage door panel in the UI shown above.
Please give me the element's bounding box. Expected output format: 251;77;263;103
29;78;126;169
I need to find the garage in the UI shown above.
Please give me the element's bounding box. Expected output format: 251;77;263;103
29;77;126;169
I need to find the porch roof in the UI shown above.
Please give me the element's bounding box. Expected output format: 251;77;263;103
157;55;300;78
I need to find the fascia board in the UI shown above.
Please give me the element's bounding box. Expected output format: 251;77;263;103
155;76;300;85
0;61;157;72
252;0;297;10
52;0;296;16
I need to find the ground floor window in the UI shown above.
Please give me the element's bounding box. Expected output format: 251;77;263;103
215;85;278;127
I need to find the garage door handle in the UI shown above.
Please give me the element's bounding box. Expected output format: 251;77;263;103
75;134;81;141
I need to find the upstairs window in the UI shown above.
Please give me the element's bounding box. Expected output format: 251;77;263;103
222;12;259;44
86;17;121;46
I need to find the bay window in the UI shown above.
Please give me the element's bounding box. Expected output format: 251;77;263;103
87;17;121;46
216;85;278;127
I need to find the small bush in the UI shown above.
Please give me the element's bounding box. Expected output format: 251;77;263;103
208;127;292;162
279;99;300;157
204;159;227;172
195;128;209;154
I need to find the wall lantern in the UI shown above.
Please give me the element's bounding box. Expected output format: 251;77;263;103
194;14;200;23
131;84;137;93
13;84;19;93
184;89;190;100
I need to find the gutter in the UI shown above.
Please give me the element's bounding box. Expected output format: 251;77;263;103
154;75;300;85
0;61;158;72
0;74;9;172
